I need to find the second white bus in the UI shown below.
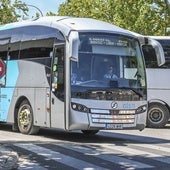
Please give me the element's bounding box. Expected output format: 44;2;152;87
143;36;170;128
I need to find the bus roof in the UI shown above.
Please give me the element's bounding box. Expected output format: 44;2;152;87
0;16;136;38
147;36;170;40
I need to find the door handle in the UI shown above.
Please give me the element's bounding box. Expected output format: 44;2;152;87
52;98;54;104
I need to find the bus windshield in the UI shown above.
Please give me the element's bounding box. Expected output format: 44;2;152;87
71;33;146;100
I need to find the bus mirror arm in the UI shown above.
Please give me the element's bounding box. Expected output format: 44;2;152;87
147;38;165;66
135;34;165;66
69;31;79;61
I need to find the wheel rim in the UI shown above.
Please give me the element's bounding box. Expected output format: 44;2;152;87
18;104;32;132
148;108;164;123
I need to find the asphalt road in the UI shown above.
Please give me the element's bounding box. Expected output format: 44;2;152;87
0;123;170;170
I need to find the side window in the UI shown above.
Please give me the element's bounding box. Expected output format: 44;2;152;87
52;45;65;101
9;41;20;60
159;41;170;68
20;38;54;59
142;45;158;68
18;25;64;60
0;38;10;60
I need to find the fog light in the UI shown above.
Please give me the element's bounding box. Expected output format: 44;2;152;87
71;102;89;113
136;105;147;114
72;104;77;109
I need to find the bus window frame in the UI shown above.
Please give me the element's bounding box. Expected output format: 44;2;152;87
51;43;65;101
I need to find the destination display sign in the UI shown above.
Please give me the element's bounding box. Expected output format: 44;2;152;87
89;37;128;47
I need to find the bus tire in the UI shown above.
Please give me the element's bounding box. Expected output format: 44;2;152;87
147;103;170;128
81;130;99;135
17;99;40;135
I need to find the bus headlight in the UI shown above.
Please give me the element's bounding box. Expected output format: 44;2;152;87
136;105;147;114
71;102;89;113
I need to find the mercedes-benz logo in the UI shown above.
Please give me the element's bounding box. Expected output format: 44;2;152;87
111;102;118;109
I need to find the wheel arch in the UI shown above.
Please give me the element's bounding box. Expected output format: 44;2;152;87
147;99;170;128
148;99;170;114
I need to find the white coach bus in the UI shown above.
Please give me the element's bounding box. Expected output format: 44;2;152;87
142;36;170;128
0;16;164;135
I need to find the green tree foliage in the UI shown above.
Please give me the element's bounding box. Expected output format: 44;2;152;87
58;0;107;21
107;0;170;35
152;0;170;35
46;11;57;16
58;0;170;35
0;0;28;25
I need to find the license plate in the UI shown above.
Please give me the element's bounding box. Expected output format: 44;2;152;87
106;124;123;129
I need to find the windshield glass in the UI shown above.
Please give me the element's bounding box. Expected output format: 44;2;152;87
71;33;146;101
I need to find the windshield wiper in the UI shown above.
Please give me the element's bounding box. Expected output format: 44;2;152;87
79;80;98;85
119;87;144;97
72;85;144;97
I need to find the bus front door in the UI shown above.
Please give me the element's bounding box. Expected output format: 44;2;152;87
50;44;65;129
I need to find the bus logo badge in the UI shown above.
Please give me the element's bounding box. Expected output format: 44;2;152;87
0;59;5;78
111;102;118;109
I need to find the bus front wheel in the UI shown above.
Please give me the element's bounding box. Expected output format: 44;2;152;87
147;103;169;128
17;99;40;135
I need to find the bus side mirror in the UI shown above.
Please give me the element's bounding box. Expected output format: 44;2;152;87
146;38;165;66
69;31;79;61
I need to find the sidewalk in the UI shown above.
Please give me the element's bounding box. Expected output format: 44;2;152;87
0;144;18;170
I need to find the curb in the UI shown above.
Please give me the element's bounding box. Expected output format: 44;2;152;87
0;145;18;170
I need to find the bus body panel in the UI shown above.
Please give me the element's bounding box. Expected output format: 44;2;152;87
146;69;170;89
16;60;49;87
6;87;52;127
6;60;51;127
146;65;170;106
146;68;170;105
50;93;65;129
0;60;18;121
69;98;147;130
